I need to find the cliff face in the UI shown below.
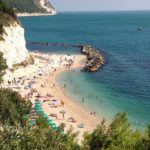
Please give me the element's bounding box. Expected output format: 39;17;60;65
0;20;29;68
39;0;56;15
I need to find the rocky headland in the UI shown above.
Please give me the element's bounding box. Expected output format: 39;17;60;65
81;45;105;72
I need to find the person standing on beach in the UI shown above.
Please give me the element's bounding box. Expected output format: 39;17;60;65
64;83;66;88
61;100;64;107
62;113;65;120
82;98;85;103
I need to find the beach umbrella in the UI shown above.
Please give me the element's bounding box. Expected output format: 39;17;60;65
35;103;42;106
35;109;42;112
41;114;48;119
35;105;42;108
37;111;44;115
35;105;42;109
35;103;41;105
35;107;42;110
47;119;53;123
35;101;42;104
52;126;59;131
35;104;42;106
35;106;41;109
36;109;43;112
36;109;44;114
49;122;56;126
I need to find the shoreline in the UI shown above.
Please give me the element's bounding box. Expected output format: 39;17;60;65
17;12;56;17
51;56;101;140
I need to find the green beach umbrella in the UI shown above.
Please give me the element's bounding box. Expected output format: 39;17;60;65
35;103;42;106
37;110;44;114
42;114;48;119
35;101;42;104
35;109;42;112
34;103;42;107
35;106;42;109
37;111;44;115
35;108;42;111
35;107;42;110
47;119;53;123
49;123;56;126
37;110;43;113
35;104;41;107
52;126;59;131
35;104;42;107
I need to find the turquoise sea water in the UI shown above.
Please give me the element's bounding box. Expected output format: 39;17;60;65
20;11;150;129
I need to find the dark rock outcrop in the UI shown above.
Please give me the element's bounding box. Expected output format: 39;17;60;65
81;45;105;72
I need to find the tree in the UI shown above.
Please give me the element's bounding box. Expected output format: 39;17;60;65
81;113;150;150
82;119;108;150
0;88;32;126
0;120;80;150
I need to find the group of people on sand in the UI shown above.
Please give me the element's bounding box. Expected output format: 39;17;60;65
90;111;96;116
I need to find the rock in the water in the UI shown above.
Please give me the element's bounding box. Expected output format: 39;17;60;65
81;45;105;72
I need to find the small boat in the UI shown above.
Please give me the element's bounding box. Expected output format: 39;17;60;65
138;27;143;31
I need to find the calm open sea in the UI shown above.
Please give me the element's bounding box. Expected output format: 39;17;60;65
20;11;150;129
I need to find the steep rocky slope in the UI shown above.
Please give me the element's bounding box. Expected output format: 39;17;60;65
0;2;29;68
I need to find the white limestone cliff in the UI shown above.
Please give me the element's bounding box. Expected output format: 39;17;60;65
40;0;57;15
0;23;29;68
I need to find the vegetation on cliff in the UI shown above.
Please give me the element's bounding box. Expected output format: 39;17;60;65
0;1;19;40
0;1;17;20
2;0;54;13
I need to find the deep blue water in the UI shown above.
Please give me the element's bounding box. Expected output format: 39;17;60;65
20;11;150;129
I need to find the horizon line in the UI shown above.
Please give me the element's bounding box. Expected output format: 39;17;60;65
56;9;150;13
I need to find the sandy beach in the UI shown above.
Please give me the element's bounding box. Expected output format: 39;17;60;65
2;52;102;142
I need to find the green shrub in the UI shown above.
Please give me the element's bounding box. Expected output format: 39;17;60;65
0;88;32;126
